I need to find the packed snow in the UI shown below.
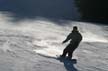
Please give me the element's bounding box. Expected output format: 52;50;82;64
0;13;108;71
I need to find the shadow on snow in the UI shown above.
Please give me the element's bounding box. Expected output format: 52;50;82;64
37;53;78;71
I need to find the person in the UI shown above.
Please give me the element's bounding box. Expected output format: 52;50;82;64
61;26;82;59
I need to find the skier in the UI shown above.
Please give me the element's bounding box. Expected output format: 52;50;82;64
61;26;82;59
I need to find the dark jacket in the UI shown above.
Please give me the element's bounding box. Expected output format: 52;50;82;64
63;30;82;45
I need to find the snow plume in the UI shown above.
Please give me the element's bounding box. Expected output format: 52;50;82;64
75;22;108;43
0;12;108;57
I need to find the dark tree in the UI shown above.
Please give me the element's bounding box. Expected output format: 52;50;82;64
75;0;108;24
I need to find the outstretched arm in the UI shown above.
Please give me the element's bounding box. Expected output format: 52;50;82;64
62;33;72;44
62;38;69;44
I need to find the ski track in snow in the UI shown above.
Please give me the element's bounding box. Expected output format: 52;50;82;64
0;15;108;71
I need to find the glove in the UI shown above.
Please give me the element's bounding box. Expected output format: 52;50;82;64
62;41;65;44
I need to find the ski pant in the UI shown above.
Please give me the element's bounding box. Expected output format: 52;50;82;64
61;43;78;59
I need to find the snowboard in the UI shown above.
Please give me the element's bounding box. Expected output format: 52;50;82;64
56;55;77;64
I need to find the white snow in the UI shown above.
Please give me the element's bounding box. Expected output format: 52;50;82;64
0;13;108;71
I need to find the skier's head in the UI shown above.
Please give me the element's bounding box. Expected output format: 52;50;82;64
73;26;78;31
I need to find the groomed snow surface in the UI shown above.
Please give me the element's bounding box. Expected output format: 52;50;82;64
0;14;108;71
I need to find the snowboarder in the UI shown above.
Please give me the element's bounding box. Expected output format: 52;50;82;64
61;26;82;59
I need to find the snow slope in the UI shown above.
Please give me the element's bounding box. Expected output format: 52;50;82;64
0;14;108;71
